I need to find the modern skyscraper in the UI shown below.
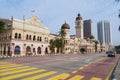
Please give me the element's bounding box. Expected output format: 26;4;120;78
97;21;111;45
83;19;92;39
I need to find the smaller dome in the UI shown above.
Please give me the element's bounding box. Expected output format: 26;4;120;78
61;22;70;29
76;13;82;20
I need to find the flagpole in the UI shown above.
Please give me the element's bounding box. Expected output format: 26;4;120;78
31;10;35;16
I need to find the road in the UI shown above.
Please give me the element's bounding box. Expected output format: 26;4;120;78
0;53;119;80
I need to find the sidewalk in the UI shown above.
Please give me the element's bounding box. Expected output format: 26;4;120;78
113;54;120;80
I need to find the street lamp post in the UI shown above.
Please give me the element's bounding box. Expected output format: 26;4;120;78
118;10;120;31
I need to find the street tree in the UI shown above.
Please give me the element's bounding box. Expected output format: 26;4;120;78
115;0;120;2
59;29;66;53
89;35;95;40
50;39;56;53
0;21;5;33
119;26;120;32
93;40;99;52
59;29;66;39
115;0;120;32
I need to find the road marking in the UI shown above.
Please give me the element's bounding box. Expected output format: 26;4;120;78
0;66;30;72
0;64;22;69
0;64;18;67
0;63;17;67
72;70;77;73
84;64;89;67
79;67;84;70
69;75;84;80
0;67;36;76
91;77;102;80
0;62;10;64
47;73;70;80
22;71;56;80
0;69;46;80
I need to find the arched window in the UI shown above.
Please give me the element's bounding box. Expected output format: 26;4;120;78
29;35;31;40
26;35;28;40
40;37;42;41
15;33;17;39
18;34;21;39
9;34;12;39
14;46;21;55
37;37;39;41
37;47;41;54
33;35;36;41
45;47;48;54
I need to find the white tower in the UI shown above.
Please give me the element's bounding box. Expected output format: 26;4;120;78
75;13;84;39
61;22;70;54
61;22;70;39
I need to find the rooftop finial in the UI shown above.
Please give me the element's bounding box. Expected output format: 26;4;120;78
65;20;66;24
78;13;80;16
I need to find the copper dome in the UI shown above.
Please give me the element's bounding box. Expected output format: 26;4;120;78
61;22;70;29
76;13;82;20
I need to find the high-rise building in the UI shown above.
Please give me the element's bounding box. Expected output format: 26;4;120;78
97;21;111;45
83;19;92;39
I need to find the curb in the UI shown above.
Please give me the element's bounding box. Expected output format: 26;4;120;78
105;56;120;80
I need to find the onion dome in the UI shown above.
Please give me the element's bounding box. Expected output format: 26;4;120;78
76;13;82;20
61;22;70;29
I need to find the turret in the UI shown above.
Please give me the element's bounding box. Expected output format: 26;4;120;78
75;13;84;39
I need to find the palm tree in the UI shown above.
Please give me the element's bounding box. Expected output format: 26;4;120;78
49;39;56;53
55;38;64;53
93;40;99;52
0;21;5;33
119;26;120;32
89;35;95;40
59;29;66;53
115;0;120;2
115;0;120;32
59;29;66;39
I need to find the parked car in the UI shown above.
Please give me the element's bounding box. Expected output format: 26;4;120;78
106;51;116;57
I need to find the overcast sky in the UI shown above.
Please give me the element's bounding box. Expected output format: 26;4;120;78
0;0;120;45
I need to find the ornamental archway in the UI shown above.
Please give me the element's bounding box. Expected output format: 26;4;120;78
3;46;6;55
45;47;48;54
80;48;86;54
8;46;11;56
14;46;21;55
37;47;41;54
26;46;31;55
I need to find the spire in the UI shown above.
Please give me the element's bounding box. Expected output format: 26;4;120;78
78;13;80;16
65;20;66;24
76;13;82;20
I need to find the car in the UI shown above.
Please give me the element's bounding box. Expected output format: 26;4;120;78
106;51;116;57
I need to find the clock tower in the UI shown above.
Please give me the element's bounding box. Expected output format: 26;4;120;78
75;13;84;39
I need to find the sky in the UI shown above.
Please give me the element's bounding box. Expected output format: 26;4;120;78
0;0;120;45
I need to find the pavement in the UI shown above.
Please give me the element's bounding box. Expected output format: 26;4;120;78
0;53;120;80
113;54;120;80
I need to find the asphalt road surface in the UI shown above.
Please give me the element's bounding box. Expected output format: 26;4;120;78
0;53;119;80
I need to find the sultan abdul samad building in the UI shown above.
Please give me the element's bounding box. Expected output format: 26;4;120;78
0;13;107;57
